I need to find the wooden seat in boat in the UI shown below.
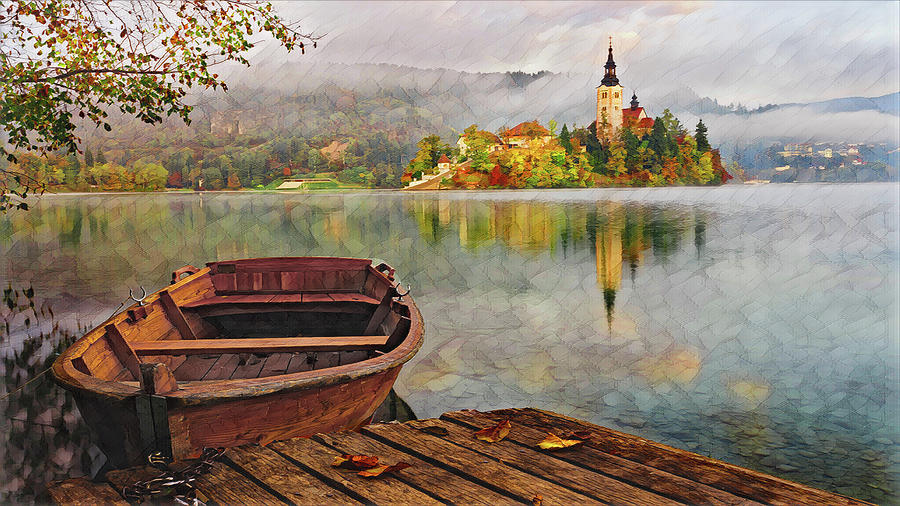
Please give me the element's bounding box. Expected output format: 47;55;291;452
180;292;380;308
131;336;390;355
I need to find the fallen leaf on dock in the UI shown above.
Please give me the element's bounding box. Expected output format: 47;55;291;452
537;432;587;450
357;462;412;478
416;425;449;436
474;419;511;443
532;494;543;505
332;454;380;470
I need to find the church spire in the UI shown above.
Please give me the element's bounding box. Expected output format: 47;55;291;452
630;91;639;109
601;37;620;86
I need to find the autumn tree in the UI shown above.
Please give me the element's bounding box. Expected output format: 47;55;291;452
695;119;711;152
0;0;319;209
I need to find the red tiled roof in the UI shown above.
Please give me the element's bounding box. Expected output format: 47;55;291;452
638;117;654;128
438;154;450;163
506;121;550;137
622;107;645;120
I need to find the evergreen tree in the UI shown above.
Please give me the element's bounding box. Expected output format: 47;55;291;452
695;119;711;152
621;128;641;173
559;124;572;154
95;150;107;164
84;147;94;167
648;118;670;162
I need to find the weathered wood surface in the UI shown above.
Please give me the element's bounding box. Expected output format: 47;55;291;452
45;478;126;506
48;407;869;506
131;335;390;355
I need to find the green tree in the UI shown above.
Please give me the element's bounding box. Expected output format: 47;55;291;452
96;150;107;165
559;124;572;154
695;119;711;153
84;148;94;168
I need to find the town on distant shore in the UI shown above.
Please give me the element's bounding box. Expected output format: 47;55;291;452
402;40;731;190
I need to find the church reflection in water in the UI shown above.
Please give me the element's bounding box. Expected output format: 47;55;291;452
405;197;706;329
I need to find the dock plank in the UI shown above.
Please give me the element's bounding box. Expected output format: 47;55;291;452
195;460;285;505
225;445;358;504
313;430;513;505
495;408;867;506
46;478;127;506
269;434;442;505
361;422;602;505
402;418;675;506
442;409;757;506
230;354;267;379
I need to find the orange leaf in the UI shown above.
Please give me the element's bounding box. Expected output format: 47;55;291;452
537;432;586;450
474;419;511;443
532;494;543;506
562;430;593;441
357;462;412;478
332;454;380;470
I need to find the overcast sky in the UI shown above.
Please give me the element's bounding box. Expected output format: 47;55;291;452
258;1;899;107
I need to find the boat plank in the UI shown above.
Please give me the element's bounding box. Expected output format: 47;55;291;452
201;354;243;381
268;294;302;303
225;445;358;504
194;460;285;505
172;355;219;381
313;430;513;505
284;352;314;374
257;353;292;378
302;292;333;303
304;270;326;291
268;436;442;505
46;477;127;506
230;354;267;379
442;410;755;506
339;350;370;365
493;408;867;506
360;423;602;505
132;336;390;355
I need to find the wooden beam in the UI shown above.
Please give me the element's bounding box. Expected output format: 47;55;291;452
103;324;141;379
131;336;390;356
363;290;396;336
158;290;197;339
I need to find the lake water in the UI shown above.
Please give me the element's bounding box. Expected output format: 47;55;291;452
1;184;898;503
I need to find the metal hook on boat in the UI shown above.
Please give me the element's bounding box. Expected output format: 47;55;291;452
129;286;148;306
394;281;411;300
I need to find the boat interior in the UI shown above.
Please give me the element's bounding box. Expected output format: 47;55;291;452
66;258;413;389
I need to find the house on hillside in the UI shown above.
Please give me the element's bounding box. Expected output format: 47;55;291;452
501;121;552;149
437;154;451;170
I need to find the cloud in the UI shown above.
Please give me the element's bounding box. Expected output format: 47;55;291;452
260;1;898;106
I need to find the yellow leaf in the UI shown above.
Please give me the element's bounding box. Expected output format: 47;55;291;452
537;432;586;450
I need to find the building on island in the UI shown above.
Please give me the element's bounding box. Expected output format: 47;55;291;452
596;38;654;141
501;120;552;149
437;154;451;170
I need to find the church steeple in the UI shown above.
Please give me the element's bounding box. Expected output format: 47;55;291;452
601;37;619;86
630;92;639;109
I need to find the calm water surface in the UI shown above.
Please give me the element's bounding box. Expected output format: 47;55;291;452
1;184;898;503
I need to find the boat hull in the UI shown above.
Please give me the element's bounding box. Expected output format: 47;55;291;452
72;366;400;467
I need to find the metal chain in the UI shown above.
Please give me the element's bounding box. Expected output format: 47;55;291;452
122;447;226;504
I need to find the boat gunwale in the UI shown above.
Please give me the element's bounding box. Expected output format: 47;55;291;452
50;258;424;407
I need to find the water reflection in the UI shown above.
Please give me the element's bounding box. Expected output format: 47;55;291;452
0;188;897;503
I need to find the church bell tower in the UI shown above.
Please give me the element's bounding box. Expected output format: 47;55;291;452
596;37;623;141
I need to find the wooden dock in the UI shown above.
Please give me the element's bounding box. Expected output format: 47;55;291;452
48;407;868;505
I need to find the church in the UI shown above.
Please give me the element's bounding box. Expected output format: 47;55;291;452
596;39;654;140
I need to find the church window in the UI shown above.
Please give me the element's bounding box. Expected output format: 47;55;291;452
602;107;606;111
602;92;607;99
614;92;619;98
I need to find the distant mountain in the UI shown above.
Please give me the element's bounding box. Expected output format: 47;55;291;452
752;92;900;116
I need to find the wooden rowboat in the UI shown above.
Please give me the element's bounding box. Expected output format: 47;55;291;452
51;257;423;467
